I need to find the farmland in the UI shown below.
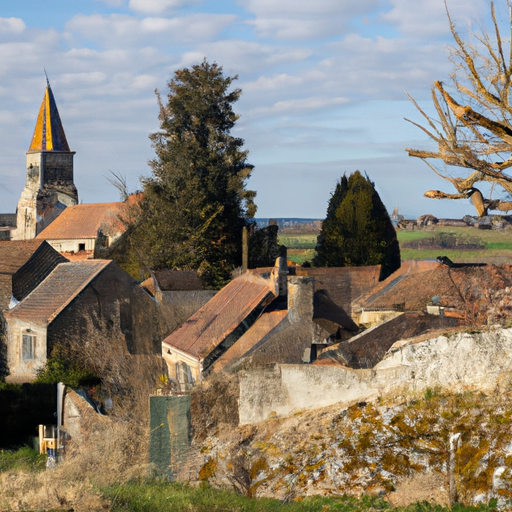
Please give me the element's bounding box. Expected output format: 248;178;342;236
279;226;512;265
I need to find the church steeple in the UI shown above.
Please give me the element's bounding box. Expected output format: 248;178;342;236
12;77;78;240
28;79;70;152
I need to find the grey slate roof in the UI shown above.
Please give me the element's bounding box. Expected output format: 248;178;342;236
5;260;111;325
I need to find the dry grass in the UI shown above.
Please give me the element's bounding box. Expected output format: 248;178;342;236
0;311;165;512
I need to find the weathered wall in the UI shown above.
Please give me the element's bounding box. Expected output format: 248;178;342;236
46;238;95;254
48;263;164;357
6;318;47;382
0;274;12;312
239;328;512;424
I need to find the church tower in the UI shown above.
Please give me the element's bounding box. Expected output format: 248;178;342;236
13;79;78;240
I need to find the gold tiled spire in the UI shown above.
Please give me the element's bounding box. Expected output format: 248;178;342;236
28;80;70;152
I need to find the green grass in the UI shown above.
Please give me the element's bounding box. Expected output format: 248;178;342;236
278;226;512;265
279;234;318;249
0;446;46;473
103;481;500;511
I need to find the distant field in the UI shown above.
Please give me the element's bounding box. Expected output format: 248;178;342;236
277;225;512;265
397;226;512;264
278;234;317;249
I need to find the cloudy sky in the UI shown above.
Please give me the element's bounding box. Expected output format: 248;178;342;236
0;0;498;219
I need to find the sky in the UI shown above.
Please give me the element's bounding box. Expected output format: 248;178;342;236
0;0;500;219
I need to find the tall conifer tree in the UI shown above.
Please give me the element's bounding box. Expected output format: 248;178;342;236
130;61;256;287
314;171;400;279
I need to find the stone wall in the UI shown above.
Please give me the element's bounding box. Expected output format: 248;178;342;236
239;328;512;424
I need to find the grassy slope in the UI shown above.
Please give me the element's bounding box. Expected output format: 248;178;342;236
104;480;496;511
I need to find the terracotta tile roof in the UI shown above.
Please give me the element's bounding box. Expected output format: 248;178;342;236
162;273;276;360
360;262;512;316
0;240;45;275
5;260;111;325
36;203;127;240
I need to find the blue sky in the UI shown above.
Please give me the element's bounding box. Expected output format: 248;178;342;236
0;0;498;218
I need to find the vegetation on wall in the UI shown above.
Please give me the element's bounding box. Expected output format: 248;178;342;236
314;171;401;279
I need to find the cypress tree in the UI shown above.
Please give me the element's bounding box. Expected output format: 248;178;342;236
127;60;256;287
314;171;400;279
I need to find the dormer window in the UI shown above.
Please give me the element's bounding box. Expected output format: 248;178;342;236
22;332;36;361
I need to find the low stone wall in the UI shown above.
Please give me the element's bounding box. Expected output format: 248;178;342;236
239;328;512;424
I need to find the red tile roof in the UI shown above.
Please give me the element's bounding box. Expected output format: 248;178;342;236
36;203;127;240
162;273;277;360
0;240;45;275
5;260;111;325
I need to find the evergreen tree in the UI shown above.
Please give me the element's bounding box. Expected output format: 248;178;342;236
314;171;400;279
129;60;256;287
248;224;281;268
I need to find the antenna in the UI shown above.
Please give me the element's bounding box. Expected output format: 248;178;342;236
44;69;50;86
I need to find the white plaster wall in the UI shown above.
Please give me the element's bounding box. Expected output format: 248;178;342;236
239;328;512;424
46;238;95;253
6;318;47;382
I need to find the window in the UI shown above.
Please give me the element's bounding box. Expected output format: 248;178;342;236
78;243;86;252
22;334;36;361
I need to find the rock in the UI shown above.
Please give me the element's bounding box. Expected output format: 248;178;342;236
417;214;438;227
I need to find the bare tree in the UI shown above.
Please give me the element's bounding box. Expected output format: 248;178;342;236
406;1;512;217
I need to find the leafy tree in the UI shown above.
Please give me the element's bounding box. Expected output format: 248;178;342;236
406;1;512;217
129;60;256;287
314;171;400;279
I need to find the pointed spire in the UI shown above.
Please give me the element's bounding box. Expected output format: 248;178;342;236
28;78;70;152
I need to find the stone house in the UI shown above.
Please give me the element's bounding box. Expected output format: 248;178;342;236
5;260;162;382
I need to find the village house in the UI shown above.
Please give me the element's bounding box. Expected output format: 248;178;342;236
161;259;367;390
4;260;163;382
35;201;131;259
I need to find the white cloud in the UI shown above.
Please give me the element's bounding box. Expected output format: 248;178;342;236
238;0;381;40
128;0;200;15
66;13;237;48
180;40;311;75
249;96;348;118
380;0;488;38
93;0;126;6
0;17;25;34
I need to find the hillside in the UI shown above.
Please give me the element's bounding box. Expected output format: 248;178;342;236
190;380;512;508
